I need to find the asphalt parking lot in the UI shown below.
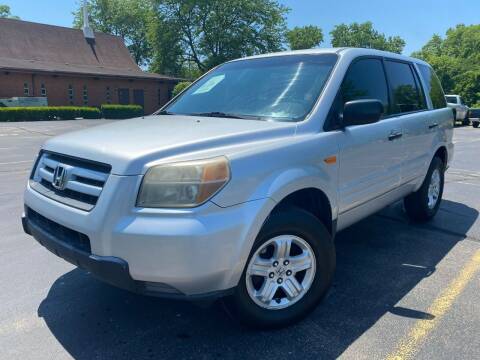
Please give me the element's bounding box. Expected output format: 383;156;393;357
1;120;480;360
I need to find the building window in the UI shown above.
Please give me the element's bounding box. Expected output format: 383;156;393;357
133;89;144;108
83;85;88;105
23;82;29;96
118;88;130;105
40;83;47;97
68;85;74;105
106;86;111;104
158;88;162;105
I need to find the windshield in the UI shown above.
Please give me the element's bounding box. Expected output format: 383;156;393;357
164;54;338;122
446;96;458;104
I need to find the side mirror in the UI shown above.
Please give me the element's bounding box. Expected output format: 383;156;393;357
342;99;384;127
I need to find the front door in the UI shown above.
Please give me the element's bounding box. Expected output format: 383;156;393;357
335;58;404;217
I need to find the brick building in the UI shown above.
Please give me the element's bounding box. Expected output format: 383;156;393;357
0;18;178;114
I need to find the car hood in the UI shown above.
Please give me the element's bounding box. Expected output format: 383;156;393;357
42;115;296;175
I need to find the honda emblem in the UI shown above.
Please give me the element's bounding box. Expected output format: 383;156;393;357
52;165;68;190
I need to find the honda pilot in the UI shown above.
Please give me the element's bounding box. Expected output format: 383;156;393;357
22;48;453;328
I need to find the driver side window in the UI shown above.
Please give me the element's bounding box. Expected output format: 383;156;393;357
326;58;390;130
341;58;389;114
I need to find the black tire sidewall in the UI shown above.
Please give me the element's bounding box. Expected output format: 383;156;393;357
230;208;335;328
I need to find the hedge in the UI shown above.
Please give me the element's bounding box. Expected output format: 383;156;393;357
0;105;145;122
0;106;101;122
100;104;144;119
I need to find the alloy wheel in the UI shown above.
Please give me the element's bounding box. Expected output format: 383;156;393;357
245;235;316;310
427;168;441;209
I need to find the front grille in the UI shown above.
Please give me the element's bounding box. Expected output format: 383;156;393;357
30;151;111;211
39;178;98;206
27;207;91;253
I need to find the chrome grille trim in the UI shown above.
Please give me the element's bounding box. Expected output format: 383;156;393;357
30;151;111;211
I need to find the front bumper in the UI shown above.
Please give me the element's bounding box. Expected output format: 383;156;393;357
23;210;233;300
23;211;137;293
24;176;275;297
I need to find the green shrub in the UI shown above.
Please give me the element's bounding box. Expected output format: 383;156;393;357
0;106;101;122
172;81;192;97
100;104;143;119
0;105;145;122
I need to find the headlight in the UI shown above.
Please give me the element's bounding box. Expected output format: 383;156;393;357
137;156;230;208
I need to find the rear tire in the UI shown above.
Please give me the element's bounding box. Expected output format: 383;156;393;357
473;122;479;128
404;157;444;222
226;207;335;329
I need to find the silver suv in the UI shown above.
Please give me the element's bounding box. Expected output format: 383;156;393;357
22;48;454;328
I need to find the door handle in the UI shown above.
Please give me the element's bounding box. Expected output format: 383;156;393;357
388;131;403;141
428;123;439;129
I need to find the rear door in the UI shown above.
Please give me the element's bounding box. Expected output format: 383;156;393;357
383;60;430;184
336;58;405;215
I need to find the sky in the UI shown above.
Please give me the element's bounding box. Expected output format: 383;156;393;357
3;0;480;55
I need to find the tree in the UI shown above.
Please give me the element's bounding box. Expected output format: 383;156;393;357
73;0;152;66
415;34;443;57
147;10;186;76
0;4;20;19
150;0;289;73
286;25;323;50
172;81;192;97
330;22;405;54
412;24;480;106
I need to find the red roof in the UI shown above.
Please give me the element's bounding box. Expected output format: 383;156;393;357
0;18;176;81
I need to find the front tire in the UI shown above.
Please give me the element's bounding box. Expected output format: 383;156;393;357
473;122;479;128
227;208;335;329
404;157;444;222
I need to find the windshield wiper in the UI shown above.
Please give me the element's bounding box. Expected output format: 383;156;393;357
193;112;268;121
193;111;245;119
157;110;176;115
160;111;264;120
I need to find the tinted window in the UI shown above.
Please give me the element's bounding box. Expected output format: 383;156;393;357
412;68;428;109
385;60;426;114
341;58;389;113
166;54;338;122
418;64;447;109
445;96;457;104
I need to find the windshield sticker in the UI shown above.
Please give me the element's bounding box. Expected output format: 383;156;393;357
193;75;225;94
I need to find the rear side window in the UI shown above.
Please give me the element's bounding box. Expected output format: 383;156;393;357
418;64;447;109
385;60;426;115
445;96;457;104
341;58;389;113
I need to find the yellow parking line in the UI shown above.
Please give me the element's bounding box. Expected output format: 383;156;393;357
386;249;480;360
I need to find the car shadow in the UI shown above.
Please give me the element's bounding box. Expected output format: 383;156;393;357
38;199;478;359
